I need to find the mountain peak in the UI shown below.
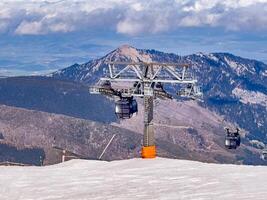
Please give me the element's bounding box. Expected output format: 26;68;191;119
117;44;135;50
108;44;152;62
116;44;138;56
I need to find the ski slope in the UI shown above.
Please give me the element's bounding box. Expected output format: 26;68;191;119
1;158;267;200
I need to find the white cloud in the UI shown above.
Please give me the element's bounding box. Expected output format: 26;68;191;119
15;21;43;35
15;19;74;35
0;0;267;35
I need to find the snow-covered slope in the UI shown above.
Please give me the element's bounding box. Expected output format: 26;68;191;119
1;158;267;200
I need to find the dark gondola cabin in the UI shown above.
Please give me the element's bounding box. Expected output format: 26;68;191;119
115;98;138;119
225;128;241;149
261;148;267;160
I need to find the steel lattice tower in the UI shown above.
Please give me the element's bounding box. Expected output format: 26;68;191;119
90;62;202;158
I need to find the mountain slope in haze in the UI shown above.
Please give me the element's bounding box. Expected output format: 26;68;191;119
1;104;247;165
52;45;267;144
0;104;142;165
0;76;116;123
1;158;267;200
2;76;263;165
0;104;206;165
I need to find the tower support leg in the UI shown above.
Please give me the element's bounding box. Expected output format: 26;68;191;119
142;95;156;158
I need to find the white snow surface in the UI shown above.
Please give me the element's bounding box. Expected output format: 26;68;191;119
1;158;267;200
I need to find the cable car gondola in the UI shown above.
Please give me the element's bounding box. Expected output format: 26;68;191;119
225;128;241;149
261;148;267;160
115;97;138;119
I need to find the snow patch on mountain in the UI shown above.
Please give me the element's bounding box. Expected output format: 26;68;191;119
224;57;249;75
232;88;267;108
207;53;219;62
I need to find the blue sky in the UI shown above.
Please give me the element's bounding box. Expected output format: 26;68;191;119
0;0;267;76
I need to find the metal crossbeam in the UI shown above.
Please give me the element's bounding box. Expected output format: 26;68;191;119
100;77;197;84
106;62;194;84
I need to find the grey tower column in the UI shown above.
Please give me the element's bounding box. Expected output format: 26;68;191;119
143;95;154;147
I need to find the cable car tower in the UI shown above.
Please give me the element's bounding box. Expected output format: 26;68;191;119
90;61;202;158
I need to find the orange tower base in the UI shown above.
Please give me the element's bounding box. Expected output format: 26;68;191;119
141;145;156;158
